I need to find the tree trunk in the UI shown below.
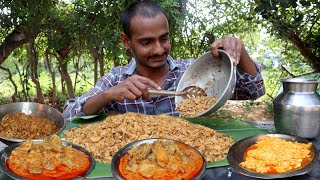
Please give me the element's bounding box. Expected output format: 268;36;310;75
99;51;104;78
28;41;45;103
90;48;104;83
94;57;98;84
0;26;33;65
14;63;28;101
57;48;75;98
59;68;66;96
0;65;18;102
24;63;31;101
44;48;57;107
72;53;81;93
59;61;75;98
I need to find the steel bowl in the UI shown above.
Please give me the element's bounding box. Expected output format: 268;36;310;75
227;133;319;179
175;50;236;118
0;140;96;180
0;102;66;145
111;138;206;180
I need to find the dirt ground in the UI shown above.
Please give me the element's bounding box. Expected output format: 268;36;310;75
209;100;274;121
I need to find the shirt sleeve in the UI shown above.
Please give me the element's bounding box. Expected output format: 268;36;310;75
62;71;117;122
230;61;265;100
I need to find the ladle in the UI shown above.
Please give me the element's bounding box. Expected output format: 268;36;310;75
148;86;207;99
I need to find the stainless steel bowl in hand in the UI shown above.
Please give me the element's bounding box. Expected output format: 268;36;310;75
0;102;66;144
175;50;236;117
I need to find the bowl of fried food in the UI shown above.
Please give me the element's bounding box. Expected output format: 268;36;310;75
0;135;95;180
227;133;319;179
111;138;206;180
176;49;236;118
0;102;66;145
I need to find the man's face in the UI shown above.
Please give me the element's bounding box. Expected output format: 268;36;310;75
123;13;171;70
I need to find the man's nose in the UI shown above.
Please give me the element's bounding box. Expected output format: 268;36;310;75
152;41;165;55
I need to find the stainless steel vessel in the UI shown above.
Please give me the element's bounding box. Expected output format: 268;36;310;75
175;50;236;118
273;78;320;138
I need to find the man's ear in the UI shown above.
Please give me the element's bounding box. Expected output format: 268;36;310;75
121;32;131;50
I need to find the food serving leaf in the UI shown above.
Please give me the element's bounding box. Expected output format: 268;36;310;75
71;115;107;124
62;116;273;178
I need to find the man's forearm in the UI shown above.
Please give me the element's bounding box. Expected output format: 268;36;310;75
82;91;112;115
237;46;258;76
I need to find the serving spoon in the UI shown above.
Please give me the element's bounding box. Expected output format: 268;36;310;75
148;86;207;99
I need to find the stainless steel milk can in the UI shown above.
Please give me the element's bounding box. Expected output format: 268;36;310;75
273;78;320;138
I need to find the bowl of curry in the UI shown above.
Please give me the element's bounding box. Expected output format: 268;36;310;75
227;133;319;179
0;135;95;180
111;138;206;180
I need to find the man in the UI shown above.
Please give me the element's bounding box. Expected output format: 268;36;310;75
63;0;265;121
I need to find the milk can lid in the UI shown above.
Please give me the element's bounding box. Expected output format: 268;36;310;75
282;78;319;83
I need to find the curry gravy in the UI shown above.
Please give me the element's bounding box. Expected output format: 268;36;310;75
118;140;204;180
7;135;90;180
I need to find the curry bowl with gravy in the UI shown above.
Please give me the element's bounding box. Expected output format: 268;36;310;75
111;138;206;180
0;135;95;180
227;133;318;179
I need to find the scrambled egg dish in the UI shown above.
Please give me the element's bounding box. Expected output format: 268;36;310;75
240;135;313;174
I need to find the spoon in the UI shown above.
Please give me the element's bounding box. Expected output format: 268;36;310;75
148;86;207;99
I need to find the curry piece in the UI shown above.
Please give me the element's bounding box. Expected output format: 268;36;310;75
240;135;313;174
7;135;90;180
177;95;217;117
119;140;204;180
0;112;59;139
65;113;234;164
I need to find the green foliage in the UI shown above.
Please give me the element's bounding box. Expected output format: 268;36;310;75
0;0;58;37
1;0;319;112
253;0;320;70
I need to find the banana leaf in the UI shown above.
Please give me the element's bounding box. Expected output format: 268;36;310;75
61;115;274;178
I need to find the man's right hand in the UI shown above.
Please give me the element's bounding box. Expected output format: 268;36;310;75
105;74;161;102
82;75;161;116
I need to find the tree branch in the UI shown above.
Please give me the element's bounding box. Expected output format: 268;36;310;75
0;26;33;64
281;65;295;77
0;65;18;102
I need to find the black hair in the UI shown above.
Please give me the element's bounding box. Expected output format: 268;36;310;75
121;0;167;38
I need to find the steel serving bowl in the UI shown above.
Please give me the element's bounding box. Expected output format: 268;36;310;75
0;140;96;180
175;49;236;118
0;102;66;145
227;133;319;179
111;138;206;180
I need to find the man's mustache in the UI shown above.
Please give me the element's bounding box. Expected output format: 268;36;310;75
148;51;168;59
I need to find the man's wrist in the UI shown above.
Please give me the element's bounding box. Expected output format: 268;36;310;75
102;89;115;104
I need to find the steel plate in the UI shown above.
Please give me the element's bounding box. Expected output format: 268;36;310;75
227;133;319;179
0;140;96;180
111;138;206;180
0;102;66;145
